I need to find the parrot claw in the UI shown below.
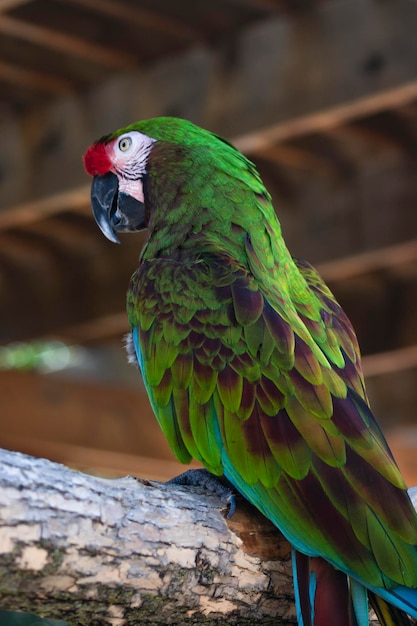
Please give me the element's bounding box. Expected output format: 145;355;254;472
167;469;237;519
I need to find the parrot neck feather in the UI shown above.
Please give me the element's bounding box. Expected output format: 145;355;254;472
140;140;301;298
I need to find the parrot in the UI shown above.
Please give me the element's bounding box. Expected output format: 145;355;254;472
83;117;417;626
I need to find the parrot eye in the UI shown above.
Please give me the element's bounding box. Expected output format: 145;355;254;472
118;136;133;152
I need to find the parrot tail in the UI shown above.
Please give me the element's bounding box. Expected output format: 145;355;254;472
292;551;361;626
369;592;414;626
292;551;416;626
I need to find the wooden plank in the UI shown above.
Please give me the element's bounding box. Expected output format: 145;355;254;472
0;368;201;479
0;434;197;480
0;369;177;463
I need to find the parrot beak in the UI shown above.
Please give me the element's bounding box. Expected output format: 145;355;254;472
91;172;147;244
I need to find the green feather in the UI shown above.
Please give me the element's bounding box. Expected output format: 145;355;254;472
152;369;172;407
216;364;243;413
189;396;222;473
286;396;346;466
90;117;417;616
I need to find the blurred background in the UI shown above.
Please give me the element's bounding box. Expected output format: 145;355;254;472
1;0;417;485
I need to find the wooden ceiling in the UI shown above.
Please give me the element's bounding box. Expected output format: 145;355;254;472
1;0;417;465
0;0;297;112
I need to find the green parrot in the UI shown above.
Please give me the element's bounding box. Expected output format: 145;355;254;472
84;117;417;626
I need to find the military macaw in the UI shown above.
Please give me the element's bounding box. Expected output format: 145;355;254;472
84;117;417;626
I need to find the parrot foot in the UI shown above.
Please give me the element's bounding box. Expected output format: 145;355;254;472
167;469;237;518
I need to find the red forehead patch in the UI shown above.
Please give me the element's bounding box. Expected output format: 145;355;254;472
83;142;111;176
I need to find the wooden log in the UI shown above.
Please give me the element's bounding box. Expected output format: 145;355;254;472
0;449;294;625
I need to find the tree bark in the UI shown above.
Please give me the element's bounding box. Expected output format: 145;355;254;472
0;449;294;625
0;449;416;626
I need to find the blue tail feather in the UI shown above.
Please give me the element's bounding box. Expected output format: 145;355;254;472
290;547;417;626
350;578;369;626
292;550;370;626
370;584;417;621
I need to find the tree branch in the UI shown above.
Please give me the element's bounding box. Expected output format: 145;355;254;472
0;449;294;625
1;449;416;625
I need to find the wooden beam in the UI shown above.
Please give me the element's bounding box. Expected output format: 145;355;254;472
211;0;417;139
6;3;417;186
0;14;134;67
331;114;417;157
0;185;89;230
384;427;417;487
258;143;342;177
63;0;199;40
397;103;417;121
362;345;417;379
316;239;417;282
57;312;129;343
0;0;32;11
234;81;417;154
0;59;71;94
1;0;417;210
222;0;281;11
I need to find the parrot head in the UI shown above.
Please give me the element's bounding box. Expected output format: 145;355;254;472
83;125;157;243
83;117;271;249
84;117;220;243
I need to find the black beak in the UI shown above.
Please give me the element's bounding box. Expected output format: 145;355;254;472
91;172;147;244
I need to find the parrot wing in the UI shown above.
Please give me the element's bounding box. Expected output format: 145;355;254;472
127;246;417;622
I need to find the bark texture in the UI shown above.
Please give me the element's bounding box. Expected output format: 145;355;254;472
0;449;294;625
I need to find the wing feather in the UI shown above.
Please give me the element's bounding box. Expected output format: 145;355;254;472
128;252;417;592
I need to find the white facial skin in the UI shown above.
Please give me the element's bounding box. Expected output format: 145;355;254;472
106;130;156;203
